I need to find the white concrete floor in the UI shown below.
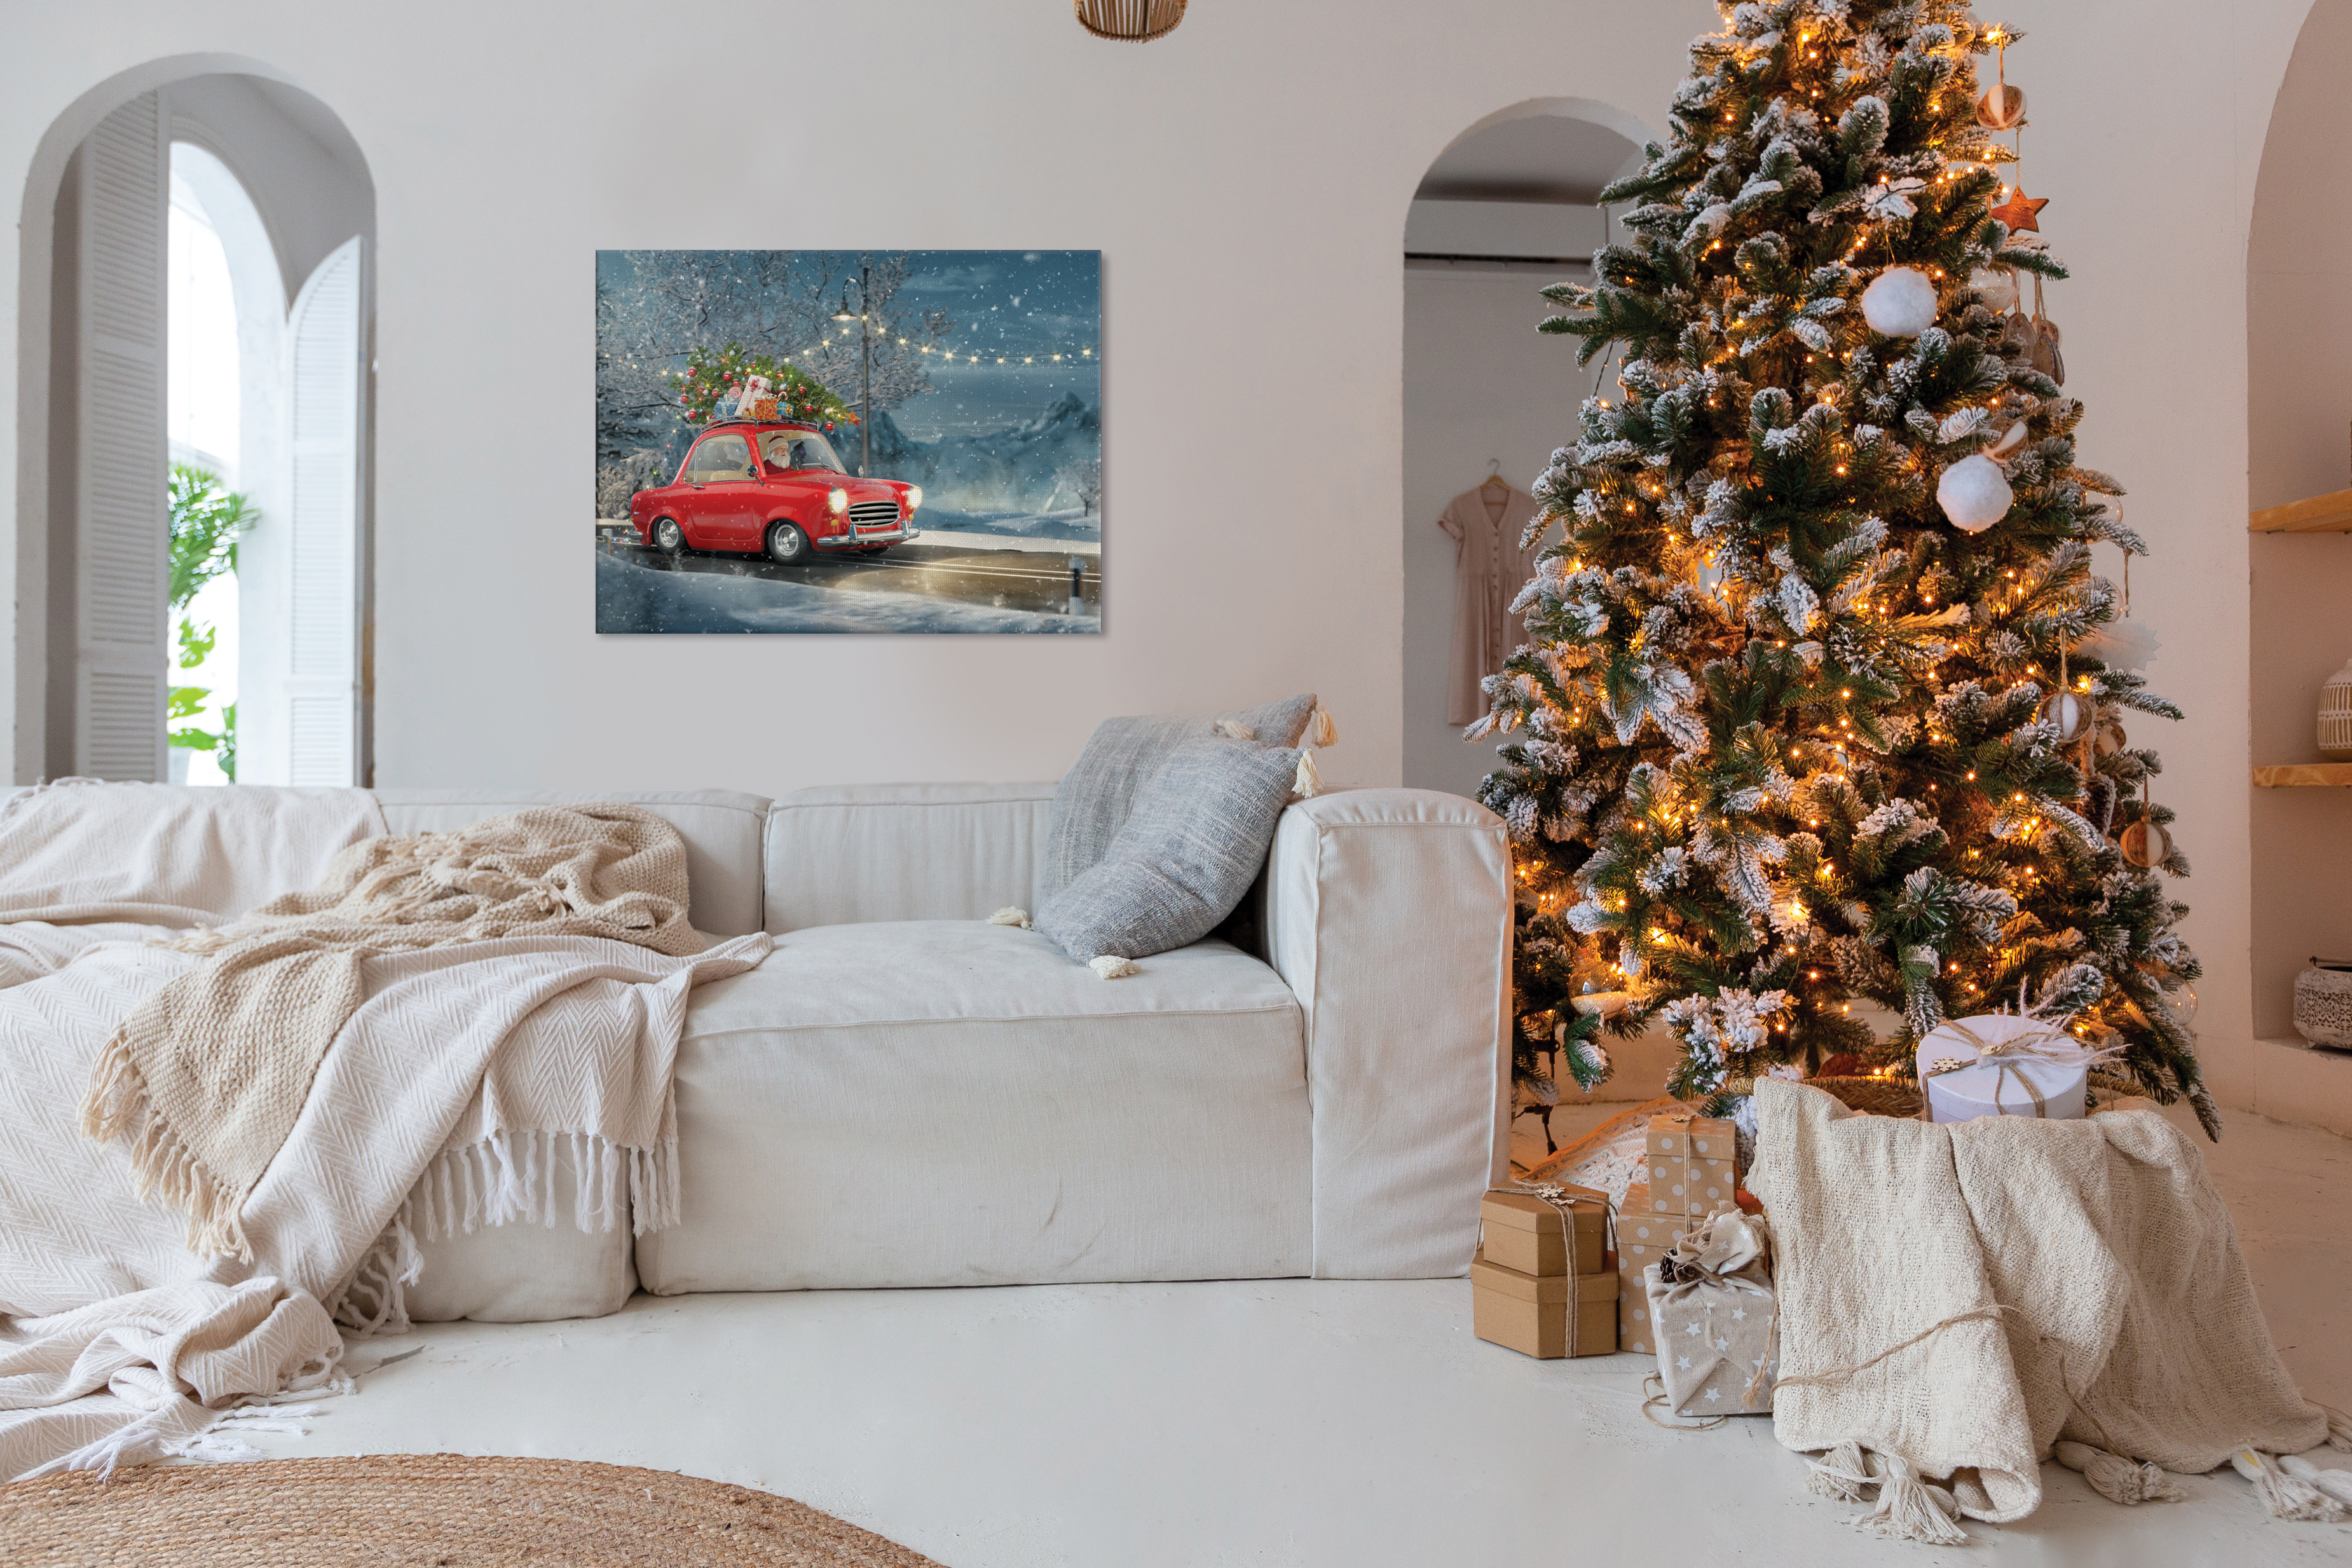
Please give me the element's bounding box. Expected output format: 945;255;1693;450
243;1102;2352;1567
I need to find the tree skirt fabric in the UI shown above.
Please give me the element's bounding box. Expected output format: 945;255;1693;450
1751;1079;2330;1533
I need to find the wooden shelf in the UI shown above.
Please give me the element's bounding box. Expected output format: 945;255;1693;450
2251;489;2352;533
2253;763;2352;786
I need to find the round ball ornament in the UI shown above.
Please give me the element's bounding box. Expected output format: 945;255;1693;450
1861;266;1939;337
1936;454;2014;533
2119;817;2171;869
2094;716;2128;760
2039;688;2092;744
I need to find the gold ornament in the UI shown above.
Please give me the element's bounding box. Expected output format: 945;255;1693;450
2094;716;2128;759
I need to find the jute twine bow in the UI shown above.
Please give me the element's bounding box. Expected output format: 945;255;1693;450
1501;1180;1617;1357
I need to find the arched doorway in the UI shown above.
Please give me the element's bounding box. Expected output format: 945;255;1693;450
17;60;374;786
1400;99;1652;801
2246;0;2352;1131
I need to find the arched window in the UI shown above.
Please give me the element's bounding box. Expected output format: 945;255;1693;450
34;72;372;786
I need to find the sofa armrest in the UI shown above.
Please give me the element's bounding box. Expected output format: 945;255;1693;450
1261;788;1510;1278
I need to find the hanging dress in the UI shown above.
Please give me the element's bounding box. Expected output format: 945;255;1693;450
1440;482;1544;726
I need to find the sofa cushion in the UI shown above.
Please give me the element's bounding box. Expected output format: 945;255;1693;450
1036;737;1300;964
1040;693;1317;900
636;920;1312;1292
763;783;1054;932
371;789;769;937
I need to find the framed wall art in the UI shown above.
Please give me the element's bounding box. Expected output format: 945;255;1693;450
595;249;1101;634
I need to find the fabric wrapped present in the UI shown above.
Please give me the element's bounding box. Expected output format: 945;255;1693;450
738;374;779;422
1614;1187;1683;1356
1646;1107;1739;1215
1643;1208;1778;1419
1471;1251;1617;1358
1480;1183;1607;1278
1915;1014;2105;1124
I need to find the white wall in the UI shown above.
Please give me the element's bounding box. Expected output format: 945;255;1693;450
1402;262;1590;801
0;1;2327;1111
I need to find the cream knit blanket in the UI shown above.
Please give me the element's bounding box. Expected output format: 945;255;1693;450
1751;1080;2332;1539
82;802;710;1264
0;787;768;1478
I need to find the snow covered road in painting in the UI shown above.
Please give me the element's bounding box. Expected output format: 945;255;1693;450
595;552;1098;635
920;506;1100;544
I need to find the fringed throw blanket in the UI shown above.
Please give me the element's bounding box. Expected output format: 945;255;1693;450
0;787;768;1480
1750;1079;2337;1542
84;801;711;1264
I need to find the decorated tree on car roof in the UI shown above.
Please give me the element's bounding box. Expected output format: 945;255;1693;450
669;343;856;430
1475;1;2215;1138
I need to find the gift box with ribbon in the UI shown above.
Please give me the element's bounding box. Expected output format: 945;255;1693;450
1642;1208;1779;1419
1471;1181;1618;1358
1915;1013;2109;1124
1646;1108;1739;1215
1615;1189;1684;1357
1471;1251;1619;1358
1479;1185;1607;1278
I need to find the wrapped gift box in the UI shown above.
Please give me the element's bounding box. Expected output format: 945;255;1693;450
1480;1185;1608;1278
1615;1186;1683;1356
1646;1108;1740;1215
1644;1209;1778;1417
1915;1014;2089;1124
1471;1251;1617;1358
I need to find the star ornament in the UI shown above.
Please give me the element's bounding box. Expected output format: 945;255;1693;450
1990;184;2048;233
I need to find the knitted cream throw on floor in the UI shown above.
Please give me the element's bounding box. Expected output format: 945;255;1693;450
1751;1079;2329;1536
83;804;713;1264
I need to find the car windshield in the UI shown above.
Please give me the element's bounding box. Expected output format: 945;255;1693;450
761;430;846;474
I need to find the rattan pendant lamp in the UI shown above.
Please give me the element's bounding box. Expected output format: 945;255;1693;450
1074;0;1186;41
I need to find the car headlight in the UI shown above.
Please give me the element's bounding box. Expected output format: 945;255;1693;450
905;486;923;512
828;487;849;515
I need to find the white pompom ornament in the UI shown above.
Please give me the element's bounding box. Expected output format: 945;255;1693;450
1936;454;2013;533
1861;266;1939;337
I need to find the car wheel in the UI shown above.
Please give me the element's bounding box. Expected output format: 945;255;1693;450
652;517;685;554
766;522;812;565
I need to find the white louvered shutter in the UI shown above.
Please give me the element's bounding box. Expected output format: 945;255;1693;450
74;92;168;781
284;238;360;786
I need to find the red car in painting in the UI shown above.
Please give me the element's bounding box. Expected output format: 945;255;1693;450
628;421;922;564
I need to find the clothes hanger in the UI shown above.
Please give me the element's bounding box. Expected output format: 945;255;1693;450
1479;459;1511;498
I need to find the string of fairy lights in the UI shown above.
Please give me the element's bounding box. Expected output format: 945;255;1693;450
812;328;1095;369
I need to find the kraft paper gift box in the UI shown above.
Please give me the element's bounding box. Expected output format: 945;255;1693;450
1643;1210;1779;1417
1479;1185;1608;1278
1645;1110;1740;1215
1471;1251;1618;1359
1614;1187;1683;1356
1915;1014;2090;1124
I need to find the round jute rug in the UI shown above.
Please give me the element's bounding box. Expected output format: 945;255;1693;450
0;1453;946;1567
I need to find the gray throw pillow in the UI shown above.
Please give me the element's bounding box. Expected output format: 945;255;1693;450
1036;737;1301;964
1040;693;1316;900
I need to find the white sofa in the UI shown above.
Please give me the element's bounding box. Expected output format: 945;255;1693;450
96;783;1514;1321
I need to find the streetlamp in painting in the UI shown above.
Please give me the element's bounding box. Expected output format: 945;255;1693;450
831;260;873;478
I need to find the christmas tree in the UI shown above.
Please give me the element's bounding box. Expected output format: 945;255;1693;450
1476;1;2217;1138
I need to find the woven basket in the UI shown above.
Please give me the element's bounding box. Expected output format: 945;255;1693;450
1074;0;1186;40
1806;1075;1924;1119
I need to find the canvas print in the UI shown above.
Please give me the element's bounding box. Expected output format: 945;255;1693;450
595;250;1101;634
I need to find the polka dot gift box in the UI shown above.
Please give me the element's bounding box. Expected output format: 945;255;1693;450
1645;1108;1739;1217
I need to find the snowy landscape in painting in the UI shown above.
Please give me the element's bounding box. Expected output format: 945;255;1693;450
594;250;1101;634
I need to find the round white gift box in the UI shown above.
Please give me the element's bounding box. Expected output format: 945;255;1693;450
1914;1014;2087;1123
